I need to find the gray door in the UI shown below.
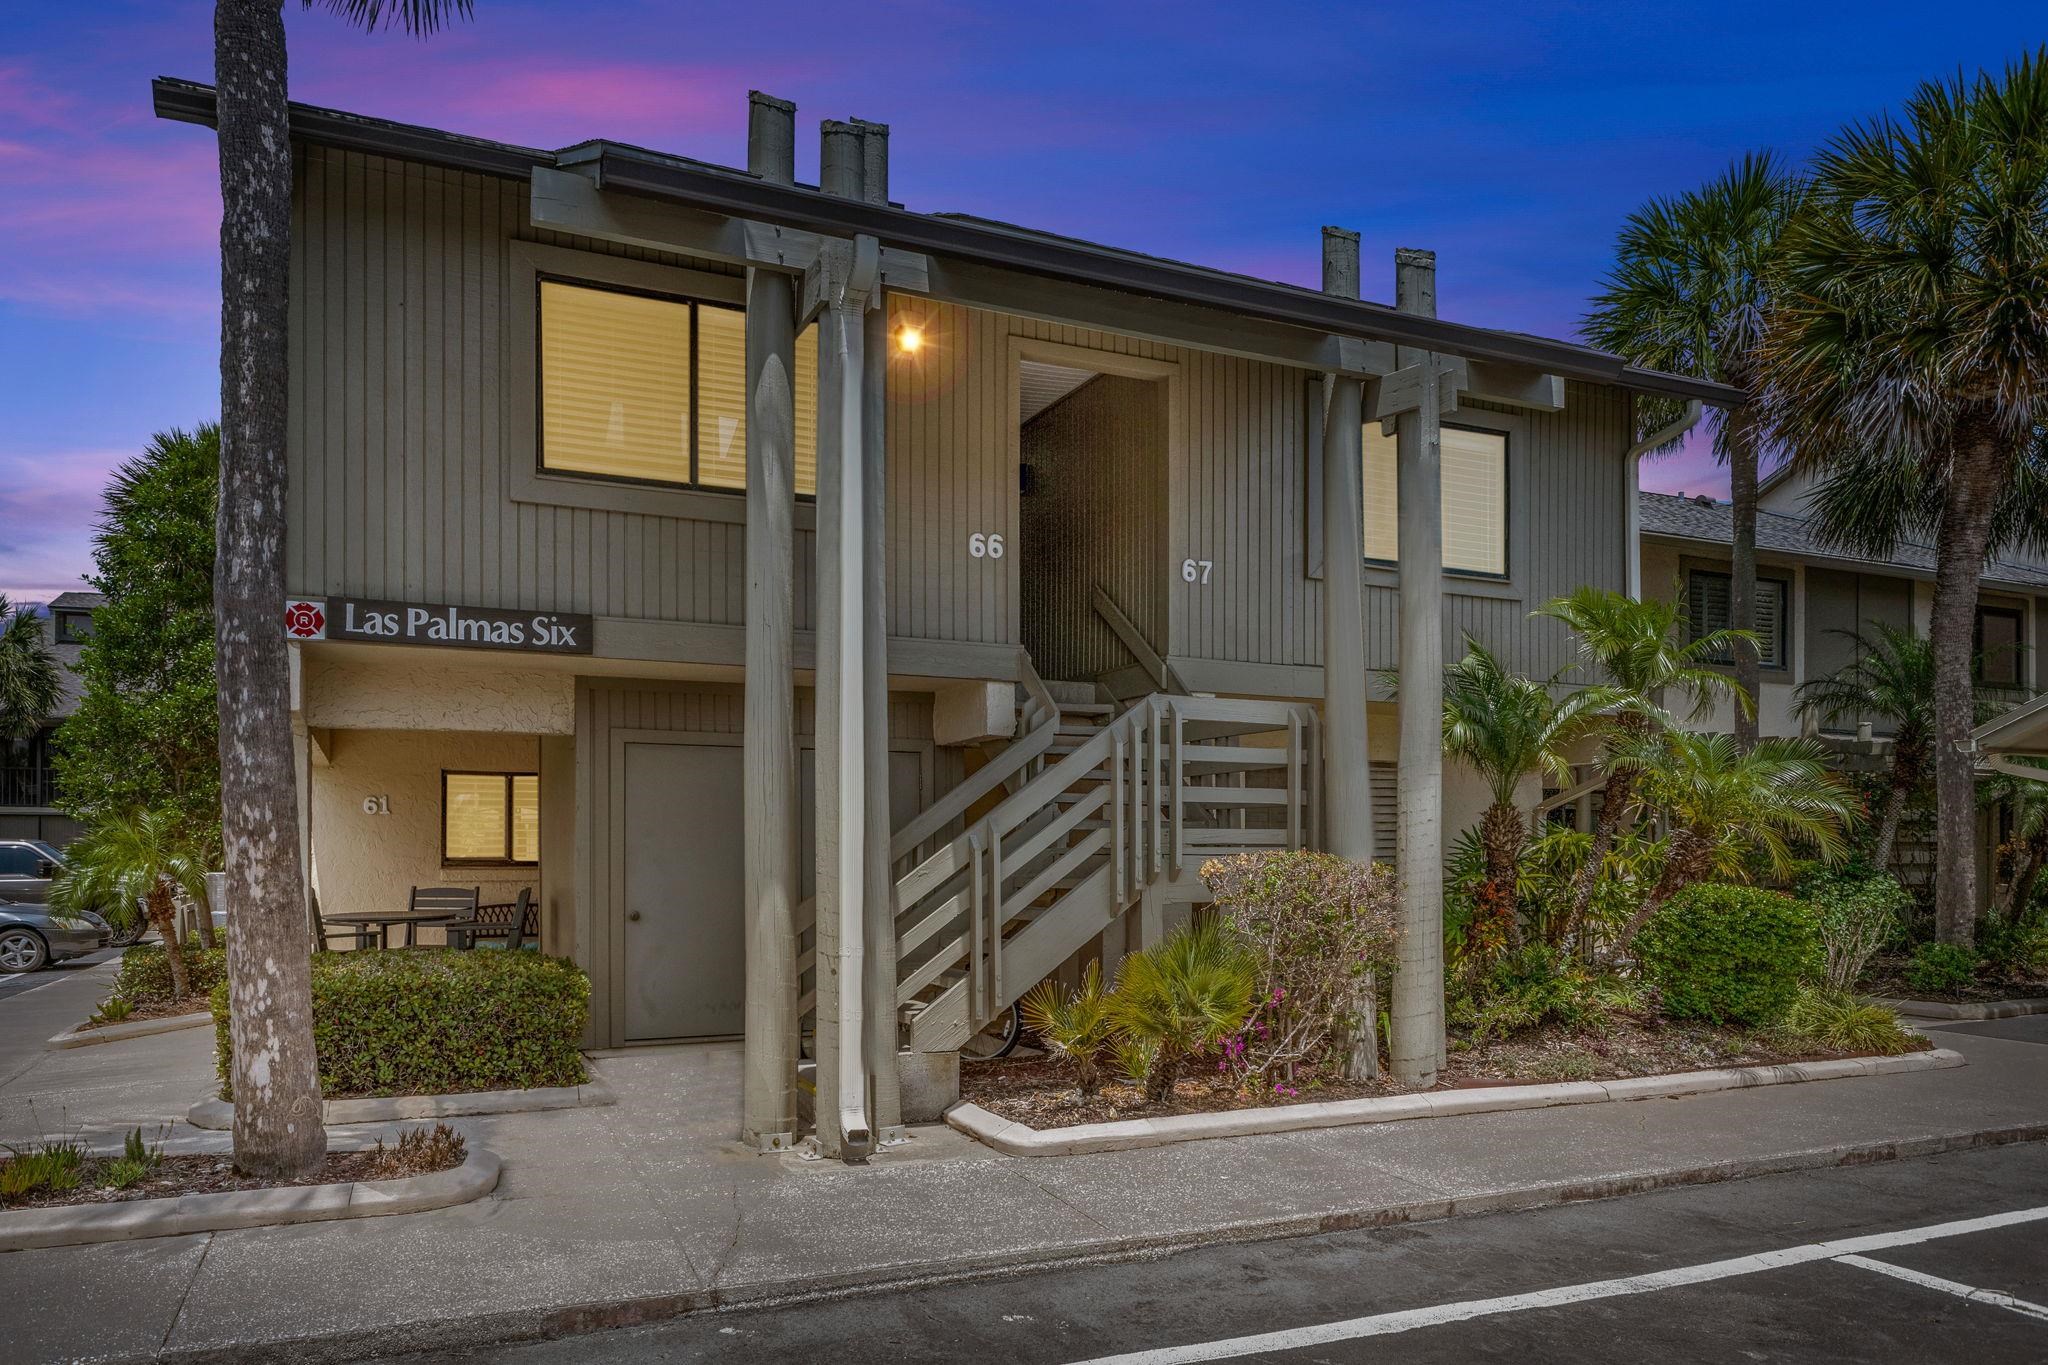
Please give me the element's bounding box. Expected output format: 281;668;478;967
622;742;746;1041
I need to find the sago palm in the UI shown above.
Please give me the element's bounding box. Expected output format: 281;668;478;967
1019;961;1115;1097
0;596;61;744
1584;152;1805;751
1537;587;1753;941
1440;641;1609;942
1611;730;1857;951
1761;51;2048;944
1107;919;1257;1103
53;809;212;1001
1793;624;1999;871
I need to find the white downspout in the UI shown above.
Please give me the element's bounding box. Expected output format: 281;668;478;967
1625;399;1704;599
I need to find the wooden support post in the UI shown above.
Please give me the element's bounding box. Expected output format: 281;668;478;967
741;91;800;1154
1390;247;1446;1086
1319;228;1373;865
811;119;877;1161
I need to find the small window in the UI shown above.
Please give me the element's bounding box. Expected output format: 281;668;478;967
1687;569;1789;670
54;611;91;643
1977;605;2027;688
538;280;818;495
1362;425;1507;576
442;772;540;866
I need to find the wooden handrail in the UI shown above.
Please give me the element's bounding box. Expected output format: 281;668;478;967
1092;585;1188;695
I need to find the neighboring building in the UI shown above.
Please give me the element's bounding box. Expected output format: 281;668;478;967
1639;469;2048;897
0;591;99;847
155;78;1731;1155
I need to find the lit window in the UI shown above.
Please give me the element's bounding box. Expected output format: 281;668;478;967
443;772;540;866
539;280;817;494
1362;425;1507;576
1686;570;1789;670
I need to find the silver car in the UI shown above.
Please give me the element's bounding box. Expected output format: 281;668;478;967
0;900;107;973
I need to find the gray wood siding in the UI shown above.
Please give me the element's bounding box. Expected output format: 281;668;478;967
1804;569;1912;736
1019;375;1168;681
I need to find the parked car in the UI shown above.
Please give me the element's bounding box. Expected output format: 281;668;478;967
0;900;107;973
0;838;146;946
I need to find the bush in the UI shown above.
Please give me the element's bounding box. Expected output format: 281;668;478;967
1903;941;1978;997
1019;961;1115;1097
1200;852;1398;1086
214;950;588;1100
1452;944;1648;1044
1975;914;2048;979
1636;884;1820;1027
1777;986;1920;1056
109;944;226;1007
1105;919;1257;1102
1797;868;1910;990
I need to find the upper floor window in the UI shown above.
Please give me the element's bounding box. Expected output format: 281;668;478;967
53;611;91;644
1361;425;1508;576
1686;568;1789;670
1976;604;2027;688
538;280;818;495
443;771;540;867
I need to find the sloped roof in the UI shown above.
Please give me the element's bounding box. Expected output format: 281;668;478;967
1639;491;2048;591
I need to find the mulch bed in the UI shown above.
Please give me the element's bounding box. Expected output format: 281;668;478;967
965;1018;1930;1130
0;1137;465;1212
79;996;212;1029
1862;954;2048;1004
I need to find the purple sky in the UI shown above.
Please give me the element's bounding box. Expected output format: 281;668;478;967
2;2;2041;603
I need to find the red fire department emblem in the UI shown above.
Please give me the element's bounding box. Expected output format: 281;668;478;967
283;600;327;639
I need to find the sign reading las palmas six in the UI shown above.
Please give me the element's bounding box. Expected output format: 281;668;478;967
283;597;593;655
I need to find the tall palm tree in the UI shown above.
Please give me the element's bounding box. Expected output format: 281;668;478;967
51;809;212;1001
0;596;61;744
1762;53;2048;945
1611;730;1857;952
1584;153;1804;753
213;0;472;1178
1536;587;1752;942
1793;624;2001;872
1439;641;1607;941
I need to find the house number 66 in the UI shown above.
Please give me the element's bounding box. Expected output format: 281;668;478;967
968;532;1005;559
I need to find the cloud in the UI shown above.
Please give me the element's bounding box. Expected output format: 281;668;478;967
0;448;115;604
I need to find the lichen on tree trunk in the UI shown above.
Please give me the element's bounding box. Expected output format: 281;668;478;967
213;0;326;1179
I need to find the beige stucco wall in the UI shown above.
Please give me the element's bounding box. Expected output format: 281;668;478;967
301;647;575;734
310;728;545;947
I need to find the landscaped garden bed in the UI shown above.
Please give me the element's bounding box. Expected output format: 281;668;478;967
74;943;224;1031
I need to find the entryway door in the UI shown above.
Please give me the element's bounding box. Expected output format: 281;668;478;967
621;741;746;1042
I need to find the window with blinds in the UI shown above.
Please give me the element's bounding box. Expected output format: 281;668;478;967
539;281;818;495
1686;570;1788;669
443;772;540;865
1362;425;1508;576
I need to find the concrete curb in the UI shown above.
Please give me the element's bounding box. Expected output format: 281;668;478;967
945;1048;1966;1156
48;1011;212;1050
140;1120;2048;1365
1876;996;2048;1021
0;1148;500;1253
185;1077;614;1130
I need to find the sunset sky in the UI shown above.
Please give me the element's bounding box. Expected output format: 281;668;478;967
1;1;2040;602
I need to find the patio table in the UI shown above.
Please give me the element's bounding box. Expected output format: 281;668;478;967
320;909;461;949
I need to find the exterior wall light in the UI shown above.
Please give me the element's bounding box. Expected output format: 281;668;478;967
896;324;923;354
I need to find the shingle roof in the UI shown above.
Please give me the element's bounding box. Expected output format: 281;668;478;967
1639;491;2048;590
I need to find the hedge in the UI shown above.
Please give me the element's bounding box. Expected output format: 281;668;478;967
214;949;589;1100
1637;884;1820;1027
111;945;227;1006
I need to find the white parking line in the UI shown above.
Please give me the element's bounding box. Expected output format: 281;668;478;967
1061;1204;2048;1365
1834;1254;2048;1323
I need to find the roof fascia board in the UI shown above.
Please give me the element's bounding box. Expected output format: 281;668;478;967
1640;528;2047;592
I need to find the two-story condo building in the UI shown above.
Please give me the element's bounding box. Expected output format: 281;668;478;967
156;78;1734;1159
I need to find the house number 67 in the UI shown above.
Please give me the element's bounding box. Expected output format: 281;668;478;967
1181;558;1214;584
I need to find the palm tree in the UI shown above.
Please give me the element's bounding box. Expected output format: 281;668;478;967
1984;764;2048;922
51;810;212;1000
1439;641;1607;944
0;596;61;744
1537;588;1752;943
1762;52;2048;945
1584;153;1804;753
1611;731;1857;952
1793;624;2001;872
213;0;473;1178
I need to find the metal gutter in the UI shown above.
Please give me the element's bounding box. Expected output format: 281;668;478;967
1624;400;1705;597
150;77;1743;408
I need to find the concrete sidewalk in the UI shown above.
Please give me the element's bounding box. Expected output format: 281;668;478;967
5;958;2048;1364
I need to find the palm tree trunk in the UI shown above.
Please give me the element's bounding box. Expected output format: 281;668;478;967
1480;801;1526;949
1870;771;1913;874
150;882;190;1001
214;0;326;1180
1615;828;1712;954
1564;764;1636;945
1727;413;1761;752
2011;838;2046;923
1930;420;2010;946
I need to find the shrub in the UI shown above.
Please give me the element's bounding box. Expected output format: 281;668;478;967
1200;852;1398;1086
0;1138;86;1206
1975;913;2048;979
1636;884;1820;1026
1778;986;1920;1056
1797;868;1910;990
214;949;588;1100
1105;919;1257;1102
1019;961;1115;1097
1453;944;1648;1044
110;944;226;1007
1903;941;1978;997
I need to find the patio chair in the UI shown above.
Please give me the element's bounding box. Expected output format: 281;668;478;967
314;889;375;952
445;886;534;950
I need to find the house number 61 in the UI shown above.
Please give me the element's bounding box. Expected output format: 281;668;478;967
362;795;390;816
1181;558;1214;584
968;532;1005;559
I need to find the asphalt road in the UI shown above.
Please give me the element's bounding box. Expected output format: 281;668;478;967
0;946;119;1005
399;1139;2048;1364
